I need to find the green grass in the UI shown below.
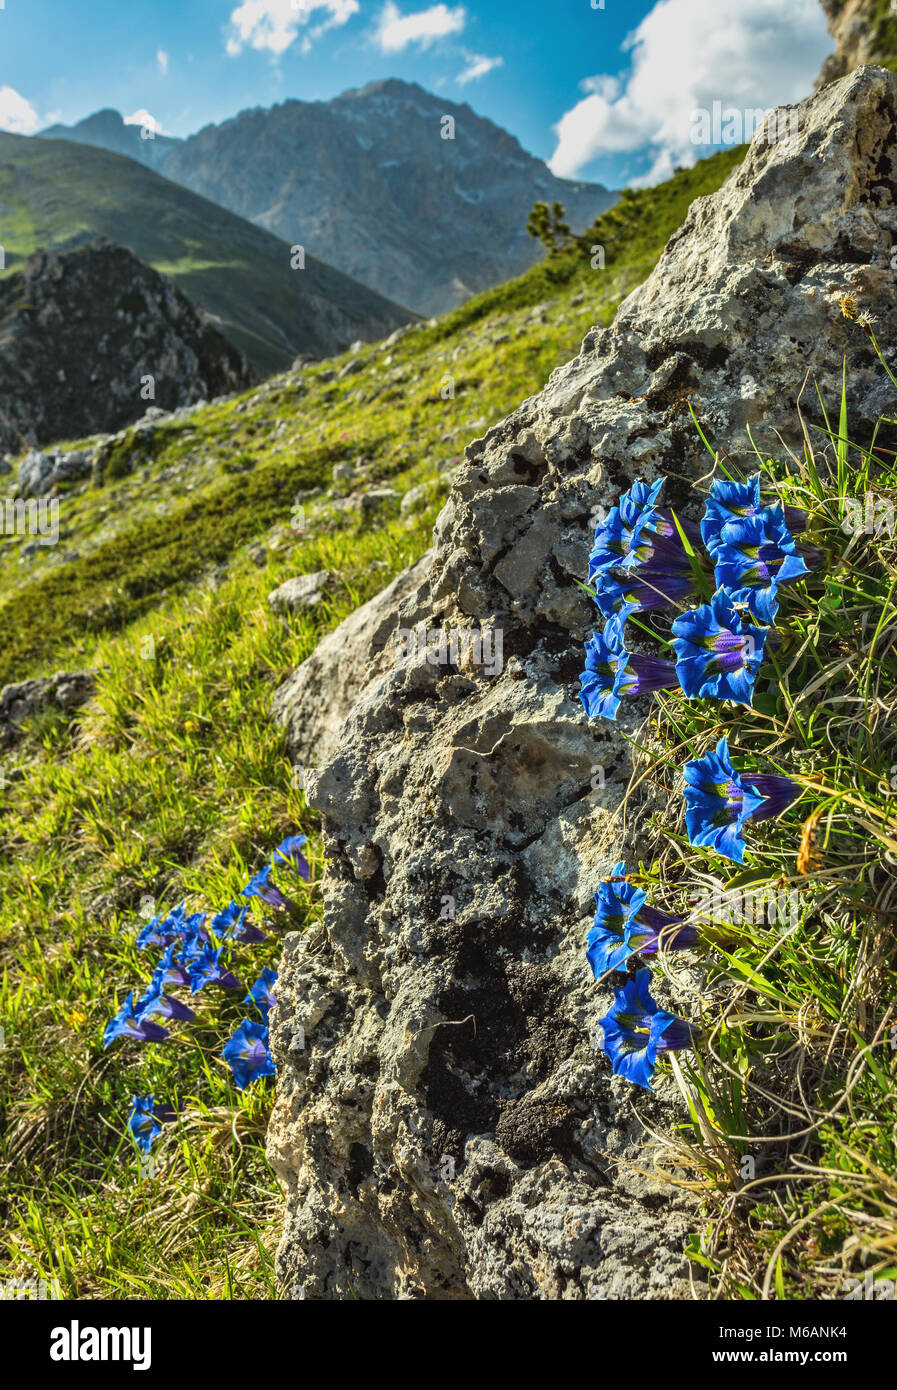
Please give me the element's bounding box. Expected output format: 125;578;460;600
0;147;747;1299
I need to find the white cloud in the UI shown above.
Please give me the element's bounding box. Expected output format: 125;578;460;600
124;108;165;134
549;0;831;184
157;49;169;76
373;2;466;54
226;0;359;57
0;86;41;135
457;52;503;85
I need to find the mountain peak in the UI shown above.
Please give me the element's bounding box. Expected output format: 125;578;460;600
33;81;615;316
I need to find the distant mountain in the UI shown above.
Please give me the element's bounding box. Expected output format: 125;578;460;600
0;242;251;455
39;108;181;171
38;81;616;316
2;132;413;377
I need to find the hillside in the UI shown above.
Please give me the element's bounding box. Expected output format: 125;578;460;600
0;132;413;378
39;81;616;317
0;148;743;1299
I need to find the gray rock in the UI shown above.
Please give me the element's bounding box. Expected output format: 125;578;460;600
0;243;251;457
272;554;432;771
332;463;355;483
400;478;445;516
815;0;882;89
337;357;364;380
359;488;400;515
17;447;94;499
0;670;96;747
267;68;897;1299
268;571;334;615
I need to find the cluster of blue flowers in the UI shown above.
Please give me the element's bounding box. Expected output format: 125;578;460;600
582;475;812;1088
117;835;310;1154
586;862;703;1089
580;474;818;717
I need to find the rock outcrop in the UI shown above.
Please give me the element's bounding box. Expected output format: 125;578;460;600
268;68;897;1299
0;671;96;748
0;242;251;456
816;0;897;88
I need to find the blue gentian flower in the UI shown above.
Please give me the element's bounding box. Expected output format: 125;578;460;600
104;992;170;1047
592;567;695;622
211;900;268;944
245;968;278;1019
135;901;197;951
150;944;192;991
580;618;677;721
587;865;638;977
599;968;701;1090
580;618;629;719
588;479;665;579
701;475;807;549
708;506;810;623
241;864;292;911
135;985;197;1024
128;1095;176;1152
188;945;241;994
587;863;698;976
272;835;311;880
181;911;209;941
222;1019;276;1090
128;1096;162;1153
136;912;175;952
672;589;769;705
683;736;768;863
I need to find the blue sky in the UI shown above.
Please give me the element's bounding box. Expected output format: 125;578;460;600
0;0;833;188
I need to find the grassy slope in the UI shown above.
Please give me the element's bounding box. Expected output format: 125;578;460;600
0;148;770;1298
0;133;410;377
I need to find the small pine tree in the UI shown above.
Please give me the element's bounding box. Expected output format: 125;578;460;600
526;199;573;254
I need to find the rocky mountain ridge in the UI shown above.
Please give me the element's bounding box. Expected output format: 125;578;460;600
0;242;251;456
39;80;615;317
